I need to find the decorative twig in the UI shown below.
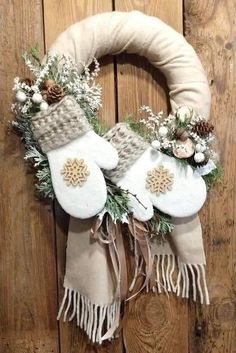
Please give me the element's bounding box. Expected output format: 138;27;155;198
106;181;147;210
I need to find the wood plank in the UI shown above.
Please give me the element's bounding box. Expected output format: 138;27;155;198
44;0;116;127
0;1;59;352
43;1;123;352
114;1;189;352
115;0;183;121
184;1;236;352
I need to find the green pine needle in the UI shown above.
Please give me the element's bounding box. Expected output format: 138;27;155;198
13;47;222;227
125;115;151;141
149;209;174;236
30;44;41;64
105;193;129;221
202;165;224;189
90;117;109;136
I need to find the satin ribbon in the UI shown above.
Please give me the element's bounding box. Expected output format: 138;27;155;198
90;214;154;340
91;214;129;340
91;214;154;301
91;215;128;299
127;217;154;300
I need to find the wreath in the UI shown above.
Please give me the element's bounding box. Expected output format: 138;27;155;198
12;11;222;344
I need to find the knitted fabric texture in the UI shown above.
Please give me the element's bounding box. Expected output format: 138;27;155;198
31;96;91;153
104;123;149;183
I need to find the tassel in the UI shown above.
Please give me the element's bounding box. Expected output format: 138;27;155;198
76;293;81;325
169;255;176;292
63;288;72;322
153;256;210;304
165;255;171;292
57;287;121;344
92;305;98;343
156;255;162;293
69;290;77;321
200;264;210;305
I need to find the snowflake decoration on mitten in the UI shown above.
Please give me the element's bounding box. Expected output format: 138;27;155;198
146;165;174;195
61;158;90;187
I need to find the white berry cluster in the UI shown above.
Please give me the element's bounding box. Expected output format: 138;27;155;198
139;105;217;171
12;52;102;119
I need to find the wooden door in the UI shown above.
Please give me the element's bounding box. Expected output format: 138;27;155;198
0;1;235;352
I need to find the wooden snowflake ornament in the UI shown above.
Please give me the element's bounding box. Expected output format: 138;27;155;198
146;165;174;195
61;158;90;187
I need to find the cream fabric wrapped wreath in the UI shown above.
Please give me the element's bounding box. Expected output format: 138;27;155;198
32;11;212;344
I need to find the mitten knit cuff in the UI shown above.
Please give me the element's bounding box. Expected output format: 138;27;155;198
104;123;149;183
31;96;91;153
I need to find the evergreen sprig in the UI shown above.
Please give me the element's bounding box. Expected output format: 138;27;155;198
12;48;103;199
149;209;174;237
35;167;54;199
90;117;109;136
12;118;52;198
125;115;151;141
202;165;224;189
105;193;129;221
126;115;192;169
12;47;221;231
105;182;174;238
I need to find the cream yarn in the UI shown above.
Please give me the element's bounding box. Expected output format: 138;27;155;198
31;96;91;153
104;123;149;183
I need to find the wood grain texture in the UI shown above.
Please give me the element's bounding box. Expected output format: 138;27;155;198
123;294;189;353
43;0;116;127
1;1;235;352
114;1;189;352
43;1;123;352
0;1;59;352
114;0;183;120
184;0;236;352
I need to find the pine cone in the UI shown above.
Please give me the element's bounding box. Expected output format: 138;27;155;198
192;121;214;137
41;79;55;90
41;89;48;101
21;77;34;86
47;84;64;104
45;79;55;88
174;127;189;141
187;155;209;168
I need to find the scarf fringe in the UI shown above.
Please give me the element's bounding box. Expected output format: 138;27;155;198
57;258;209;343
153;254;210;305
57;288;121;344
57;254;210;344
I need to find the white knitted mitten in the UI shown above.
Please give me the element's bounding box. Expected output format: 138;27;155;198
31;96;118;218
104;123;206;221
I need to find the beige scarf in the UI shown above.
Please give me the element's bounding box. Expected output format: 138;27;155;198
47;11;211;343
57;215;209;343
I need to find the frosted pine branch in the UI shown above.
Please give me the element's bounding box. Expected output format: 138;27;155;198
24;146;47;167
